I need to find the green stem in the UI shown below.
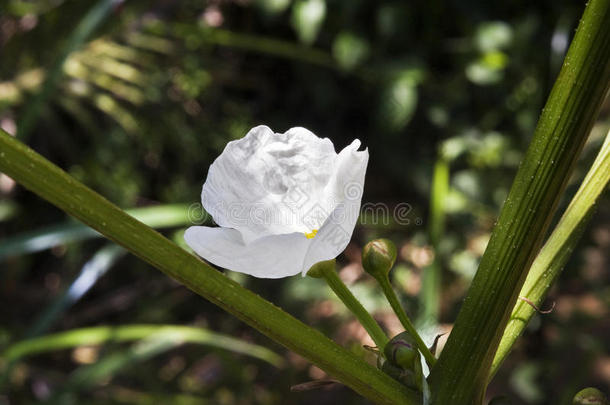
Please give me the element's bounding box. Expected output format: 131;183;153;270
0;129;419;405
2;324;284;367
321;267;389;350
171;23;337;70
420;155;449;324
377;275;436;367
491;130;610;378
169;25;374;80
428;0;610;403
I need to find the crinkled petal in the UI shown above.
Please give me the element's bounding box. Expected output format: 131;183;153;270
184;226;310;278
301;140;369;274
201;125;337;244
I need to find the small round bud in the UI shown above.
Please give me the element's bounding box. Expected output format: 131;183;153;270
306;259;336;278
390;341;417;369
362;239;397;279
384;331;420;370
381;332;423;392
573;388;609;405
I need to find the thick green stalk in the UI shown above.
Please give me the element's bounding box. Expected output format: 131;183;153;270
491;130;610;377
428;0;610;403
0;129;419;405
320;267;389;349
377;275;436;367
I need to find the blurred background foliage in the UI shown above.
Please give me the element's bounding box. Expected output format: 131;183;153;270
0;0;608;404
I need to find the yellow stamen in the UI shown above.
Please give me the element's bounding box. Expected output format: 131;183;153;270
304;229;318;239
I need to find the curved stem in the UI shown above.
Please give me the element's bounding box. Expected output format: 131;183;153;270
3;324;284;367
377;275;436;367
321;268;389;350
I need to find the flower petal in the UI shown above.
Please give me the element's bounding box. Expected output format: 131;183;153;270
184;226;310;278
301;140;369;274
200;125;340;244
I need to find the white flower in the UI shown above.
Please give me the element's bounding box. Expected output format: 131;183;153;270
184;125;369;278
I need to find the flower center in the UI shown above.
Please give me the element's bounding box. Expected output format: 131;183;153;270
304;229;318;239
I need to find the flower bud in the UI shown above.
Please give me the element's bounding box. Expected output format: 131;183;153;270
573;387;609;405
383;331;419;370
381;332;423;392
362;239;397;279
306;259;336;279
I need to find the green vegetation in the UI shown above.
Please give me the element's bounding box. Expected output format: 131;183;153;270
1;0;608;403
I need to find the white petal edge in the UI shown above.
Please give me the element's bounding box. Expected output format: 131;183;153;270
300;140;369;275
184;226;310;279
200;125;274;243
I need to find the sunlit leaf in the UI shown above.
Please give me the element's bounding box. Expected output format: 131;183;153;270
475;21;513;52
332;32;370;71
377;71;420;132
291;0;326;45
256;0;292;15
